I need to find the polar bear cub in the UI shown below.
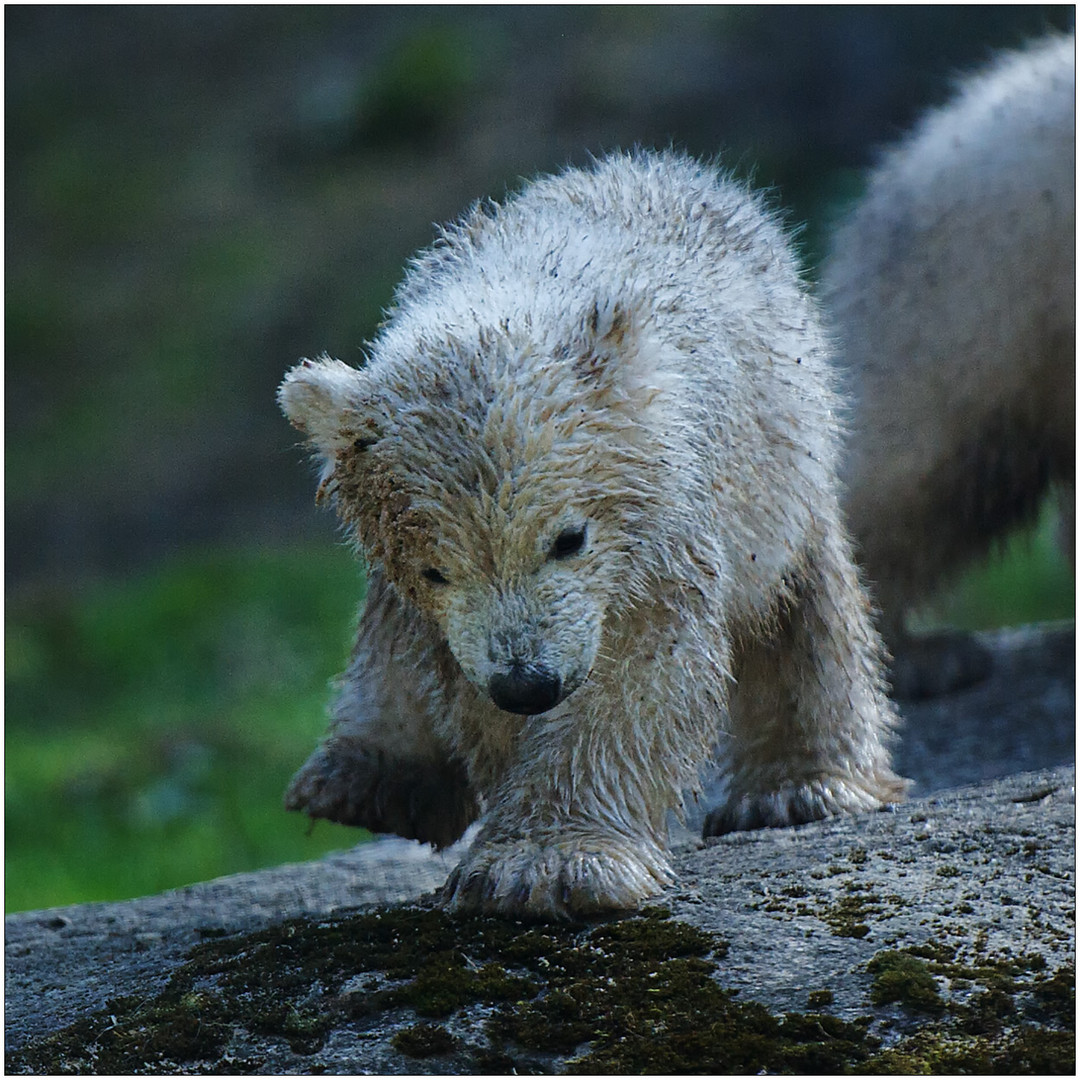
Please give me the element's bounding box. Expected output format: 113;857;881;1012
280;150;905;918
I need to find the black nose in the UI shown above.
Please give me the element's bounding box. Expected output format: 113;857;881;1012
488;664;563;715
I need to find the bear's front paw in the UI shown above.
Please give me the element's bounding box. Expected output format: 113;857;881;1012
284;740;479;849
703;771;908;837
440;837;672;919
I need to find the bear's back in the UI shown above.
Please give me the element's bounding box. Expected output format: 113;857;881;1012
383;151;828;414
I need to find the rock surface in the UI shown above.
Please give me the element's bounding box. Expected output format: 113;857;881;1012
6;624;1075;1073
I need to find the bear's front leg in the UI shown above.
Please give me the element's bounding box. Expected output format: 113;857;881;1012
439;704;676;919
285;569;480;849
705;530;908;836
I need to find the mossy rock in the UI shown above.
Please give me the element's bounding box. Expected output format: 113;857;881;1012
10;901;1072;1075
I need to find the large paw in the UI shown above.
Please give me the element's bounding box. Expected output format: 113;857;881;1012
440;837;672;919
702;771;908;837
284;741;479;849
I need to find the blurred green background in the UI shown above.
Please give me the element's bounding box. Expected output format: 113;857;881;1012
6;6;1074;913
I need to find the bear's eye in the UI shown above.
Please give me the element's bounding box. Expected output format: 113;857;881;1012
549;524;587;561
422;567;450;586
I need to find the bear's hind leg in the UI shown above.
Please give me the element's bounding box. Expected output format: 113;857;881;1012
704;532;908;835
285;568;480;849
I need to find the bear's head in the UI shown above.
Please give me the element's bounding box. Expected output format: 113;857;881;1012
279;301;678;716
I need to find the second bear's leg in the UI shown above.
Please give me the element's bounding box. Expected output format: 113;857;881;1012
878;614;993;702
704;533;908;835
285;568;480;849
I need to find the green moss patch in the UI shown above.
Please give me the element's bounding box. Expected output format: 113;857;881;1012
8;905;873;1074
861;943;1074;1073
391;1021;458;1057
822;881;890;938
8;907;1073;1075
868;951;945;1013
864;1025;1075;1074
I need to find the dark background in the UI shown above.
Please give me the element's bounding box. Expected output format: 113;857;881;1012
7;4;1075;594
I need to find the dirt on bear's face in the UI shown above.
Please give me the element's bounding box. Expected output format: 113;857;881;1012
351;376;637;717
320;315;669;718
436;536;604;715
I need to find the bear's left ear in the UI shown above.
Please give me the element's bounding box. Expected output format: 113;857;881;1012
278;355;384;500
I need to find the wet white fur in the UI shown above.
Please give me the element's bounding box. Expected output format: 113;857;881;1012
281;150;904;918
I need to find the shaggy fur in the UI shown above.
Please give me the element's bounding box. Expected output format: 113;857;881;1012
824;33;1075;699
280;149;905;918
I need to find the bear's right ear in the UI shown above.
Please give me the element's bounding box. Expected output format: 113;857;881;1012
278;356;384;499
